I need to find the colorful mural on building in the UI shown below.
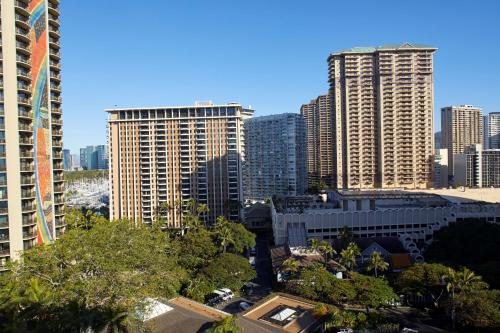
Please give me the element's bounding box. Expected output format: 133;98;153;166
29;0;54;243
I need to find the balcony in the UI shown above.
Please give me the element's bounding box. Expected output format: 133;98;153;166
52;108;62;114
23;229;37;240
19;123;33;132
20;163;34;172
16;41;30;54
22;204;35;212
17;70;31;80
17;83;31;93
15;14;29;29
20;150;33;159
18;110;33;119
21;176;35;185
19;137;34;145
21;190;35;199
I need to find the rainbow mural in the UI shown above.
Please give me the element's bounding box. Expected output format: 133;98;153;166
29;0;54;244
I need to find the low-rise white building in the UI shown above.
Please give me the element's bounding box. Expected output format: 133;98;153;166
271;189;500;261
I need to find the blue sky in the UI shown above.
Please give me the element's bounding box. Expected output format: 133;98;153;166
60;0;500;153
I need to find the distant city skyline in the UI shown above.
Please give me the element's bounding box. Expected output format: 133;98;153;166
59;1;500;152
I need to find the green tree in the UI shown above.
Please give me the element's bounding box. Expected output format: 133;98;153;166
226;222;256;254
286;265;354;305
202;253;256;291
174;227;218;271
282;258;300;279
350;273;397;314
365;251;389;277
214;216;234;253
340;242;361;271
395;263;449;307
206;315;241;333
338;226;353;250
317;240;336;266
454;289;500;330
0;219;185;332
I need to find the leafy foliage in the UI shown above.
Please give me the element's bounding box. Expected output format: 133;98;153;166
0;219;183;332
206;315;241;333
425;219;500;288
201;253;256;292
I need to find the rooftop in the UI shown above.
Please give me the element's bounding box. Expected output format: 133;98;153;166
105;102;254;112
329;42;436;57
242;293;323;333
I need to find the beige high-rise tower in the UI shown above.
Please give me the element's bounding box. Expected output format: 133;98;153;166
328;43;436;189
441;105;483;181
107;102;253;228
0;0;64;269
300;94;334;188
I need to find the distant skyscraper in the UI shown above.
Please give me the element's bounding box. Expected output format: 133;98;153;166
483;115;490;150
107;102;253;227
328;43;436;189
79;145;107;170
434;131;441;149
63;149;71;170
486;112;500;149
441;105;483;183
465;144;500;188
300;95;334;188
0;0;64;267
96;145;108;170
434;149;449;188
244;113;307;200
71;154;80;169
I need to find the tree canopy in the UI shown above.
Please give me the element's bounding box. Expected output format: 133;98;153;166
425;219;500;288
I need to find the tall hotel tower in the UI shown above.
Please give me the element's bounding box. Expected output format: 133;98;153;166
441;105;483;180
107;102;253;227
300;95;334;188
328;43;436;189
0;0;64;268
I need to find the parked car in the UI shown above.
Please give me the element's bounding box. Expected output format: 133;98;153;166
401;328;418;333
206;292;224;306
250;247;257;256
239;301;251;311
217;288;234;301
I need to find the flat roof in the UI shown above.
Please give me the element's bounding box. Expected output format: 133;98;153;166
242;294;321;333
329;42;437;57
412;188;500;204
105;103;254;112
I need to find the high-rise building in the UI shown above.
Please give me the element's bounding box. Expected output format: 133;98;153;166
80;145;108;170
80;146;95;170
96;145;108;170
70;153;79;169
63;149;71;170
441;105;483;183
434;149;449;188
107;102;253;227
483;115;490;150
465;144;500;188
486;112;500;149
300;94;334;188
0;0;64;267
328;43;436;189
244;113;307;201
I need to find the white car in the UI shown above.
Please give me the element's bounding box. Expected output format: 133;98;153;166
217;288;234;301
239;301;251;311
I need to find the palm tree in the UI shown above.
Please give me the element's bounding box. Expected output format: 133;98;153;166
365;251;389;277
455;267;483;292
317;240;336;266
339;242;361;271
215;216;234;253
338;226;352;250
174;198;184;232
206;315;241;333
99;310;132;333
443;267;484;329
309;238;320;253
443;268;458;330
282;258;300;278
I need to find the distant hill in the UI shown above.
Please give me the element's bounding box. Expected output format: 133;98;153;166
64;170;108;183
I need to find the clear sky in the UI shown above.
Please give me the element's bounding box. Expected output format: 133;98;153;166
60;0;500;153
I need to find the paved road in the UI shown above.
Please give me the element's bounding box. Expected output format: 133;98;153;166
250;232;273;299
382;307;453;333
